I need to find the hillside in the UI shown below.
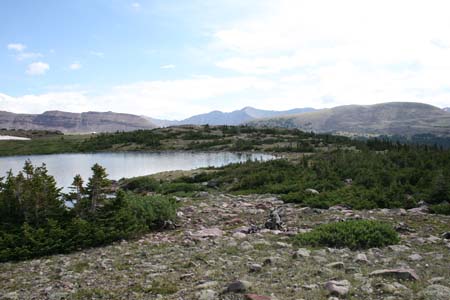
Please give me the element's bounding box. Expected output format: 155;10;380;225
0;110;156;133
250;102;450;137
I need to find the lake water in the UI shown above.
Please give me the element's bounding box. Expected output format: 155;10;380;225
0;152;274;190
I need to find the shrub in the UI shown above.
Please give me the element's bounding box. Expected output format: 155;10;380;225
429;203;450;215
293;219;400;250
159;182;204;195
122;176;159;192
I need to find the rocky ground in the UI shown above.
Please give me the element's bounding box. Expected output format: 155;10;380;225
1;192;450;300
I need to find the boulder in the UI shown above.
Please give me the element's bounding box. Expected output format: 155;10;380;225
192;228;224;238
369;268;419;281
225;280;252;293
305;188;319;194
324;280;351;296
293;248;311;258
195;289;218;300
418;284;450;300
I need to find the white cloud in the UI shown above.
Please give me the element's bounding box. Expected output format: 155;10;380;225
7;43;43;60
69;62;82;70
16;52;43;61
0;76;273;119
7;43;26;52
131;2;141;9
208;0;450;108
160;64;175;69
26;62;50;76
89;51;104;58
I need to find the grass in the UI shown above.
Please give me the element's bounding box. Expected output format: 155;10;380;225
0;134;87;156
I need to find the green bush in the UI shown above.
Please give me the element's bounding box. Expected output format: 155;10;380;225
159;182;204;195
429;203;450;215
122;176;159;192
293;219;400;250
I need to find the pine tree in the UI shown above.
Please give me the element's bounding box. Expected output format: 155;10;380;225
86;164;111;213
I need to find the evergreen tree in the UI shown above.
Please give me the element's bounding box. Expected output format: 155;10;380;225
86;164;111;213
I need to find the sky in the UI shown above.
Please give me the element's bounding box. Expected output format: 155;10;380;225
1;0;450;119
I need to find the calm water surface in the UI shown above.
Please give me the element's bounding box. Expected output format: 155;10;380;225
0;152;274;190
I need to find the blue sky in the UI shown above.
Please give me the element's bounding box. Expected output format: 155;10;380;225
1;0;450;119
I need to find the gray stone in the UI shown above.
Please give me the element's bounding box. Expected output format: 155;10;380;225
293;248;311;258
305;188;319;194
249;264;262;273
369;268;419;281
418;284;450;300
408;253;423;261
225;280;252;293
354;253;369;263
324;280;351;296
195;289;218;300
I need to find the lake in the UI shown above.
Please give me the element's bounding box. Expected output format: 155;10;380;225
0;151;274;190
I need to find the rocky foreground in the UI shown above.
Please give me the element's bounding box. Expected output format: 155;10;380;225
1;193;450;300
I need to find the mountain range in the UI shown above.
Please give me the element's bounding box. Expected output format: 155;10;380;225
146;107;316;127
0;110;156;133
250;102;450;137
0;103;449;136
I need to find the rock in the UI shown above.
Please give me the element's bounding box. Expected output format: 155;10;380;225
429;277;446;284
240;241;254;251
377;282;409;294
225;280;252;293
206;180;219;188
196;289;218;300
407;205;429;213
265;208;284;230
354;253;369;263
408;253;423;261
275;242;290;248
192;228;224;238
418;284;450;300
249;264;262;273
195;191;209;198
426;235;441;243
302;284;319;290
245;294;271;300
232;232;247;239
48;292;70;300
196;281;219;290
326;262;345;269
329;204;350;211
388;245;410;252
263;257;274;266
324;280;351;296
293;248;311;258
2;292;19;300
312;256;328;263
305;188;319;194
395;222;415;233
369;268;419;281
